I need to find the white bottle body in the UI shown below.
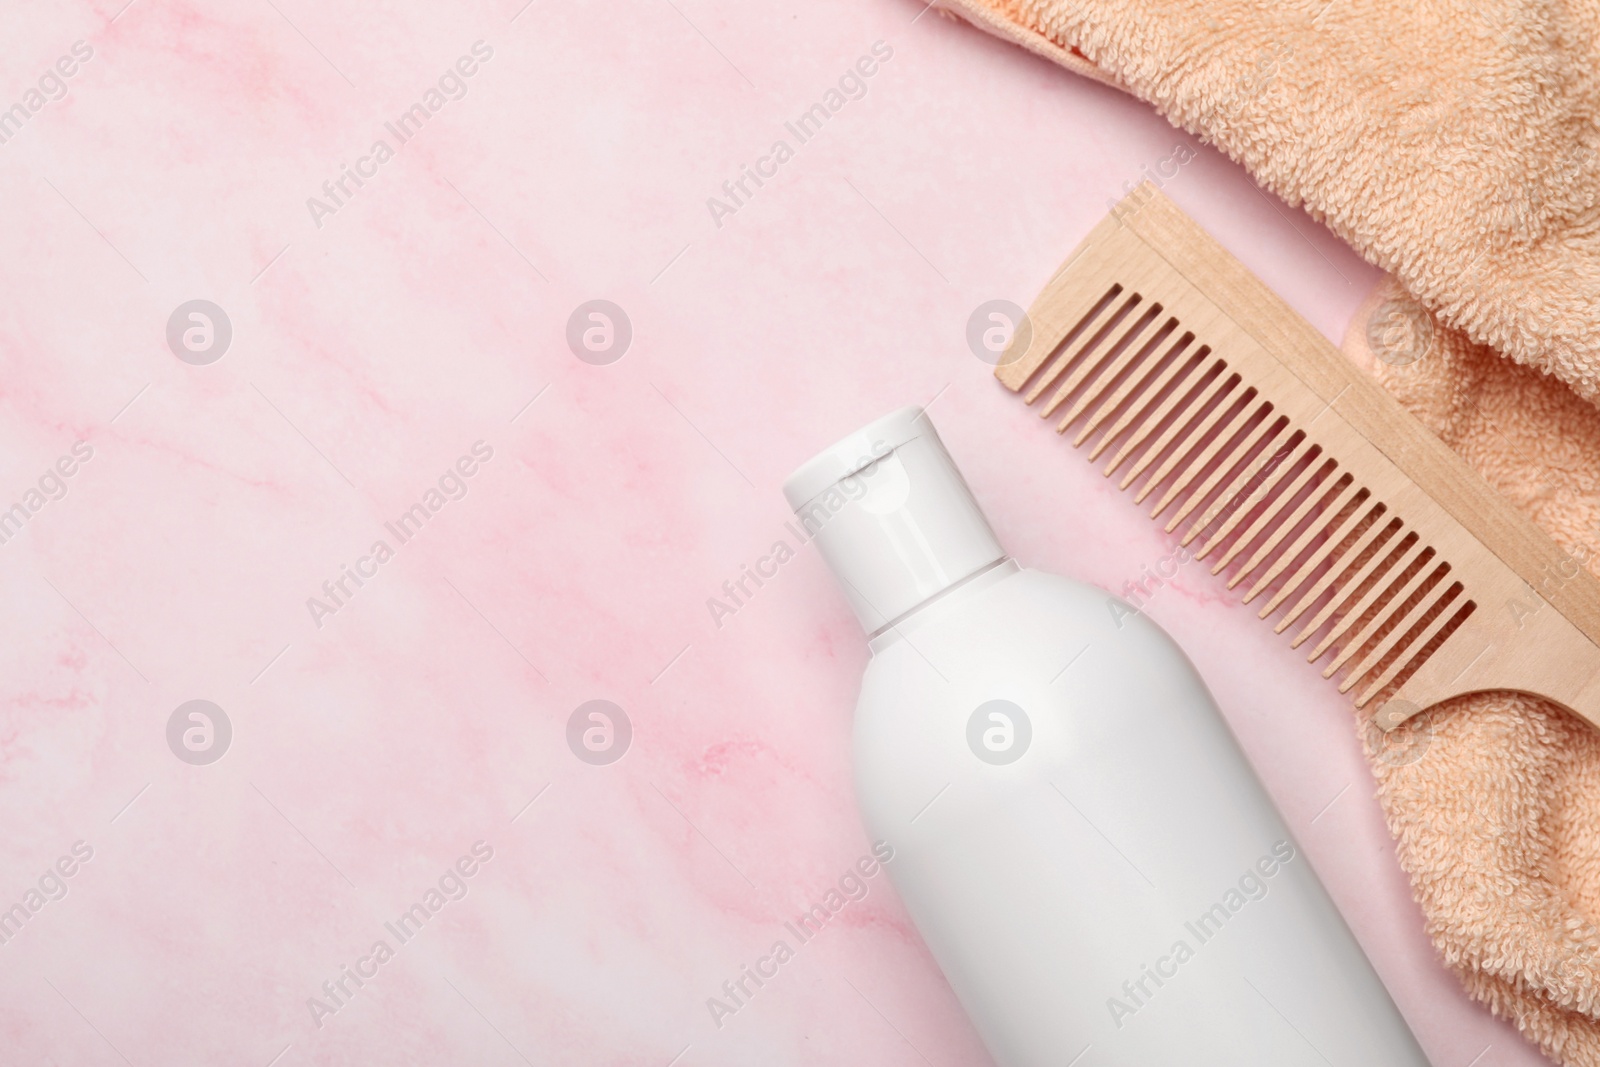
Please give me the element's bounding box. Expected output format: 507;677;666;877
855;561;1429;1067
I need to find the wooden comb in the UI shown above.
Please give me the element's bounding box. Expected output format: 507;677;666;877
997;185;1600;732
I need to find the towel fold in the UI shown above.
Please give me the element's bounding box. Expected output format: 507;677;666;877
935;1;1600;1061
1347;280;1600;1064
944;0;1600;401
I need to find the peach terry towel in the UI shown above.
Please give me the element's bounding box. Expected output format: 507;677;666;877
932;0;1600;1062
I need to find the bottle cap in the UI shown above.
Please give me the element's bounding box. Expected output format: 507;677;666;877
783;407;1006;634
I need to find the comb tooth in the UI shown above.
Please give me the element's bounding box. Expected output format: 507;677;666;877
1324;550;1440;678
1195;440;1319;563
1115;367;1235;490
1210;454;1329;574
1179;425;1297;545
1141;387;1257;513
1275;505;1390;633
1041;306;1163;419
1011;279;1126;399
1256;489;1372;618
1338;568;1456;693
1024;293;1139;405
1079;334;1196;450
1305;534;1426;661
991;196;1600;730
1354;591;1472;707
1224;463;1340;587
1134;381;1251;506
1090;353;1209;466
1241;477;1361;603
1004;280;1124;395
1101;356;1218;476
1055;318;1178;431
1289;519;1404;647
1160;407;1280;532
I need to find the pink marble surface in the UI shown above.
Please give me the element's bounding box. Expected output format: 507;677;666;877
0;0;1546;1064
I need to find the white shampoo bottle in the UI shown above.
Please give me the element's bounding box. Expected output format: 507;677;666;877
783;406;1429;1067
